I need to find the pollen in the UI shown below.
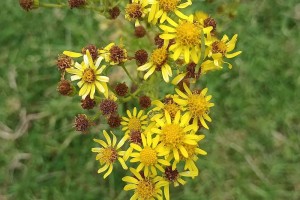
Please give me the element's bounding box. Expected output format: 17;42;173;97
82;68;96;83
176;21;201;46
158;0;180;12
212;41;227;55
187;94;209;118
161;124;184;147
140;147;157;166
136;179;155;199
126;3;143;19
128;117;141;131
164;103;180;118
97;147;118;164
151;48;168;68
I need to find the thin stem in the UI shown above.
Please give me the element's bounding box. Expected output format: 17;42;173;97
40;3;67;8
121;65;138;85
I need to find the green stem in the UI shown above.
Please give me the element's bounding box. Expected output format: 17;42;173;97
40;3;66;8
121;65;138;85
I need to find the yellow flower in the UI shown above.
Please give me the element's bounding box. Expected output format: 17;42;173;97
129;133;170;177
162;166;198;200
151;95;182;120
200;59;223;74
160;15;213;64
98;43;127;65
148;0;192;24
65;50;109;99
122;168;167;200
121;107;148;135
209;34;242;69
91;130;128;179
125;0;149;27
174;83;214;129
137;47;173;82
152;110;202;163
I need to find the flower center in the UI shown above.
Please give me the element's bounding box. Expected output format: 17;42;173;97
140;147;157;166
129;130;142;145
128;117;141;131
212;41;227;55
161;124;184;147
164;166;179;182
136;179;155;199
176;21;201;46
158;0;179;12
82;68;96;83
126;3;143;19
109;45;126;63
151;48;168;68
187;94;209;117
164;103;180;118
98;147;118;164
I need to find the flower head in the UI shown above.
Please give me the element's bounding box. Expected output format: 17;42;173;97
99;43;128;65
125;0;149;26
174;83;214;129
121;107;148;135
65;50;109;99
92;130;128;179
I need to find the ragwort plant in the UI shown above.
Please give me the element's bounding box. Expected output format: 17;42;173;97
19;0;241;199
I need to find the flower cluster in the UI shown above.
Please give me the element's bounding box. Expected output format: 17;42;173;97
23;0;242;199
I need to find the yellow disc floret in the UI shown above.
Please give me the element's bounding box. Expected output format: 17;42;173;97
161;124;184;147
187;93;210;118
158;0;180;12
212;41;227;55
151;48;168;67
136;179;155;199
128;117;141;131
176;21;201;46
98;147;118;164
164;103;180;118
82;68;96;83
126;3;143;19
140;147;157;166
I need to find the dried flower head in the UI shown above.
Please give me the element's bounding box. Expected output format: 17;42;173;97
129;130;142;145
154;34;164;48
135;26;146;38
56;54;72;71
81;96;96;110
74;114;90;133
82;44;98;61
139;95;151;109
108;6;121;19
108;114;121;128
57;80;74;96
100;99;118;116
204;17;217;33
68;0;86;8
115;82;129;97
19;0;39;11
135;49;148;66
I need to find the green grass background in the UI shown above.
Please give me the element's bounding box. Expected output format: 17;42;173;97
0;0;299;199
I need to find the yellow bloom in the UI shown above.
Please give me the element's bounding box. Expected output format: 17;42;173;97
122;168;167;200
152;110;202;163
125;0;149;27
148;0;192;24
65;50;109;99
162;166;198;200
209;34;242;69
98;43;127;65
121;107;148;135
129;133;170;177
151;95;182;120
160;15;213;64
174;83;214;129
137;47;173;82
91;130;128;179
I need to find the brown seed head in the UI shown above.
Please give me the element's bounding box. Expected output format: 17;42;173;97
135;49;148;66
100;99;118;116
74;114;90;133
56;54;72;71
82;44;98;61
129;130;142;145
108;6;121;19
107;114;121;128
115;82;129;97
139;95;151;109
164;166;179;182
81;96;96;110
68;0;86;8
19;0;39;11
109;45;126;64
126;3;143;19
57;80;74;96
154;34;164;48
204;17;217;33
135;26;146;38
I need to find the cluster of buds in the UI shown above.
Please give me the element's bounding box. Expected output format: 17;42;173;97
24;0;242;199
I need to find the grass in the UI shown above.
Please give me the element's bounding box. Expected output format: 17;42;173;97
0;0;299;199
